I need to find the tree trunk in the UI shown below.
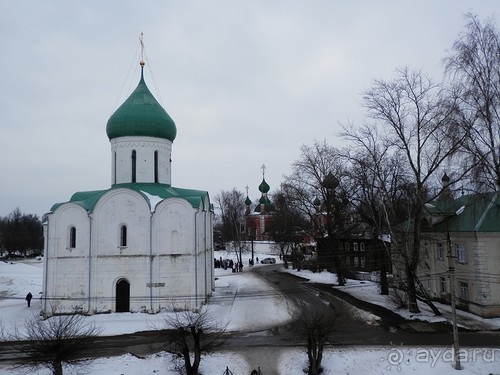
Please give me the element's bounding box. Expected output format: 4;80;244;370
52;361;63;375
181;341;193;375
407;205;423;313
191;331;202;375
379;242;389;295
414;276;442;316
406;267;420;313
307;340;324;375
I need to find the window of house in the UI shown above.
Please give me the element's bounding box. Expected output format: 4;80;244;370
459;281;469;300
437;242;444;260
360;257;366;268
131;150;137;183
344;242;350;252
360;243;365;251
423;274;431;290
440;276;446;293
345;256;351;265
354;257;359;267
69;226;76;249
353;243;358;251
120;225;127;247
423;241;429;257
456;244;465;263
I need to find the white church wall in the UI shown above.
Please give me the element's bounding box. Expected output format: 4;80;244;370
93;257;151;312
153;199;198;308
154;199;196;255
90;189;152;312
44;204;91;314
92;189;151;256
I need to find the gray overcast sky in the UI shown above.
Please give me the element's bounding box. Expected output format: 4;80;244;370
0;1;498;217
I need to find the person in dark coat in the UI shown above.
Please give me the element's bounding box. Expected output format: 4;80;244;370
25;292;33;307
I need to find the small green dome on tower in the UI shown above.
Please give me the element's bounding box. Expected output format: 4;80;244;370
313;196;321;207
106;65;177;141
258;178;270;194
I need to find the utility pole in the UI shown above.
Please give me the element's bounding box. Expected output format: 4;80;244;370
446;229;461;370
426;202;464;370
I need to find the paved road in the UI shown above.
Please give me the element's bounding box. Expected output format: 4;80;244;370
251;265;500;347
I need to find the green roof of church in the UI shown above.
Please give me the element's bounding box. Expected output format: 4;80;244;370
50;183;210;213
106;68;177;141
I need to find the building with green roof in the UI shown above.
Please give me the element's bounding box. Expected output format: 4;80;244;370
417;191;500;317
42;59;214;316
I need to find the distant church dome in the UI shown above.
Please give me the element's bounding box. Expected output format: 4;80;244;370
106;65;177;141
258;178;270;193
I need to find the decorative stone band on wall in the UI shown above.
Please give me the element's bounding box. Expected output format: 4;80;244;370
111;140;170;151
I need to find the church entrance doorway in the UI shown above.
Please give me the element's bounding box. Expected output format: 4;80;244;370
116;279;130;312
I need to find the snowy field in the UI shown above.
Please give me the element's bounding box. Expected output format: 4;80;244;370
0;254;499;374
2;347;498;375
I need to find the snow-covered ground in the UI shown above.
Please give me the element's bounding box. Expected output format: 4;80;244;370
0;254;499;374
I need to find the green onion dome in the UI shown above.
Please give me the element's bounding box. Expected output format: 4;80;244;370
313;196;321;207
258;178;270;194
106;66;177;141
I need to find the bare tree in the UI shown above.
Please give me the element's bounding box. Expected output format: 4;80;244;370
284;140;352;284
362;68;466;312
293;301;337;375
0;208;43;258
214;188;246;262
445;13;500;193
3;313;102;375
267;185;309;263
153;307;228;375
341;123;410;295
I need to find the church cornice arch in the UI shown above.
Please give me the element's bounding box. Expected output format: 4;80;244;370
92;188;152;216
50;201;90;219
154;196;197;216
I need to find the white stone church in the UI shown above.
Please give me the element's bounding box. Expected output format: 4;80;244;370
42;60;214;316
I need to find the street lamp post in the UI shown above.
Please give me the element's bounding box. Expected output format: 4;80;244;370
426;203;464;370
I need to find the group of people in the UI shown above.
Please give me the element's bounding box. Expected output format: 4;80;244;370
214;257;244;272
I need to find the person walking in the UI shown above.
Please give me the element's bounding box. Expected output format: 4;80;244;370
25;292;32;307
